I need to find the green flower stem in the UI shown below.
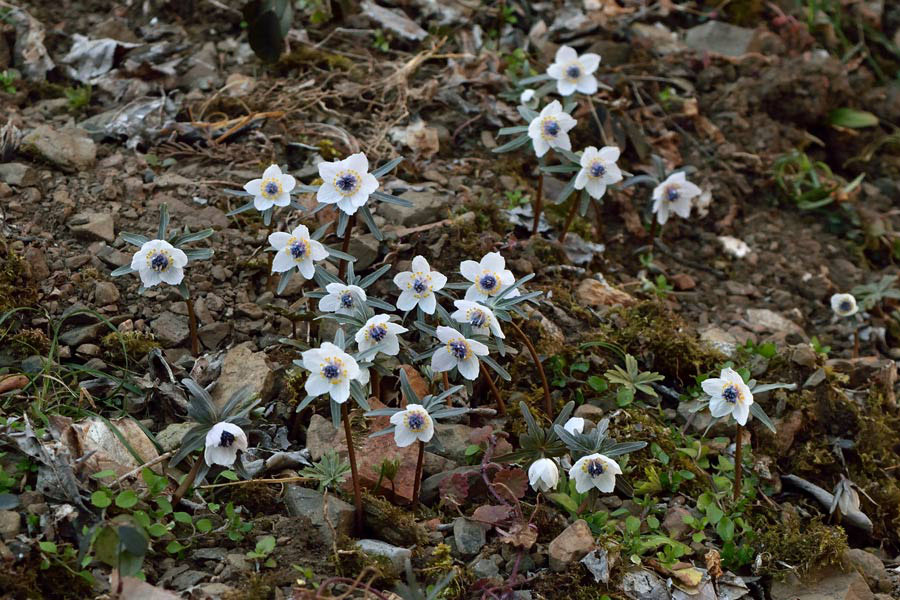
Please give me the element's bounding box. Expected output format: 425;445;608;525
733;424;744;502
185;296;200;357
342;403;364;532
172;450;204;506
338;214;356;280
412;440;425;506
510;320;552;416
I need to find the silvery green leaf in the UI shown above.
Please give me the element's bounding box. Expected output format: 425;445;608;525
296;394;316;413
480;355;511;381
371;190;413;207
602;441;648;457
517;105;539;122
413;321;437;337
326;247;356;262
222;188;252;197
435;302;454;327
751;382;797;394
556;147;582;164
553;174;578;205
276;270;294;295
157;203;170;240
498;125;529;136
298;184;319;193
110;265;135;277
311;221;332;241
358;205;383;241
314;265;341;286
263;207;273;227
621;174;658;189
366;407;399;417
541;164;580;174
350;381;369;409
749;403;777;433
399;368;420;404
369;427;396;438
171;228;214;246
333;327;345;349
517;74;551;85
336;211;349;236
226;199;256;216
578;190;591;217
358;264;391;288
121;232;150;247
492;134;531;154
184;248;214;261
366;297;395;311
371;157;403;178
330;400;342;429
177;282;190;300
183;378;218;425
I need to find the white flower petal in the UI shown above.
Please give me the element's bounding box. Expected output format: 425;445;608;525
457;355;480;380
271;249;295;273
431;348;457;373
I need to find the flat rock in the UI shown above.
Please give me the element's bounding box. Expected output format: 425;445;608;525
684;21;757;57
68;212;116;243
576;278;636;308
700;326;738;358
156;422;195;453
94;281;120;305
430;424;476;463
378;189;447;227
843;549;891;593
21;125;96;172
150;312;190;347
771;568;874;600
347;234;379;271
453;517;487;557
746;308;805;337
283;485;354;544
0;510;21;538
355;539;412;574
0;163;37;186
211;342;274;409
548;519;594;571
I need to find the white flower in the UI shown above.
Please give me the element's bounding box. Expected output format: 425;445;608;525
389;404;434;447
701;367;754;426
451;300;505;339
301;342;361;404
694;188;713;217
574;146;623;199
393;255;447;314
570;453;622;494
319;283;367;315
563;417;585;435
355;314;407;356
244;164;296;212
652;172;702;225
269;224;328;279
546;45;601;97
520;88;536;104
204;422;248;467
830;293;858;318
431;326;489;381
316;152;379;216
528;457;559;492
130;239;188;288
460;252;519;302
527;100;577;158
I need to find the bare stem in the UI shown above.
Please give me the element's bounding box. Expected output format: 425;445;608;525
532;171;544;237
338;215;356;280
442;372;451;406
559;196;579;244
510;320;552;416
482;369;506;416
342;403;364;532
733;424;744;502
412;441;425;506
172;452;204;507
185;297;200;357
113;450;174;488
649;219;659;242
853;327;860;358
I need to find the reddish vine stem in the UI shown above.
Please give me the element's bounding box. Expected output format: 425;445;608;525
185;296;200;357
342;404;363;532
412;441;425;506
510;320;552;416
559;196;579;244
483;370;506;416
532;171;544;237
172;452;204;506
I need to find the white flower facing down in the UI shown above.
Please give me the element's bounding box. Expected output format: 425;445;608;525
269;224;328;279
546;45;601;97
393;255;447;314
316;152;379;216
652;172;702;225
701;367;754;426
431;326;489;381
451;300;505;339
575;146;623;200
563;417;585;435
204;422;248;467
528;457;559;492
355;314;407;356
319;283;367;315
460;252;520;303
520;88;536;104
301;342;361;404
244;164;296;212
570;453;622;494
389;404;434;448
830;293;858;318
130;239;188;288
527;100;577;158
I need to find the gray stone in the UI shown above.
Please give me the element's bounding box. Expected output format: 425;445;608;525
156;422;196;452
771;569;874;600
573;403;604;422
746;308;805;337
378;189;448;227
684;21;756;57
700;326;737;358
59;322;106;346
305;414;341;461
283;485;354;544
662;505;692;540
21;125;96;172
169;569;209;590
211;342;274;409
0;163;37;186
452;517;486;557
0;510;20;538
191;547;227;561
470;554;502;579
94;281;120;305
430;424;476;463
347;234;379;271
225;553;249;570
151;312;190;347
199;322;230;349
355;539;412;574
548;519;594;571
76;343;101;357
843;549;890;593
622;568;670;600
68;212;116;243
420;466;477;504
24;246;50;279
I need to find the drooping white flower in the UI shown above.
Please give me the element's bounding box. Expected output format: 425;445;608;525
393;255;447;315
546;45;601;97
431;326;489;381
570;453;621;494
451;300;505;339
319;283;367;315
651;172;702;225
830;293;858;318
520;88;536;104
269;224;328;279
528;457;559;492
244;164;296;212
694;188;713;217
301;342;361;404
316;152;379;216
130;239;188;288
701;367;754;426
575;146;622;200
460;252;519;303
389;404;434;447
355;314;407;356
204;422;249;467
527;100;577;158
563;417;585;435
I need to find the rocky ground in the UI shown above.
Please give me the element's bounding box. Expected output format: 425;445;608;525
1;0;900;599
